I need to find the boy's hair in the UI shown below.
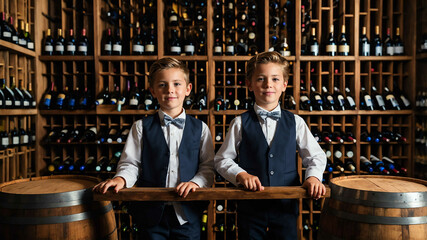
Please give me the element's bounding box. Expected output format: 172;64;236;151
246;51;290;83
148;57;190;86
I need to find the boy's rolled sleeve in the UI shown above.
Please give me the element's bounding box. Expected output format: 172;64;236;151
190;122;215;188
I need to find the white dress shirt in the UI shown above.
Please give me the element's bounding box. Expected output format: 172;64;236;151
114;109;215;225
214;104;326;186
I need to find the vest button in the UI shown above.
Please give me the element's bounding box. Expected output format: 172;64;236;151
270;170;274;175
269;154;274;158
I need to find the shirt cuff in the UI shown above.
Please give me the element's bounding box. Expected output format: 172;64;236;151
114;173;136;188
190;177;207;188
228;166;247;186
304;168;324;184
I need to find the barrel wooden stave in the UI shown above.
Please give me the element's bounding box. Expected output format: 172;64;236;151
318;176;427;240
0;175;117;240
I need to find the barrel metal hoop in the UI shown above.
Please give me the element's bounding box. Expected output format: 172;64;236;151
0;188;93;209
330;184;427;208
0;203;113;225
325;207;427;225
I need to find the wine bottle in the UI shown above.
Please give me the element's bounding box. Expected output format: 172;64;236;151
80;156;96;172
48;156;63;173
18;80;32;108
44;29;54;55
56;128;70;143
333;87;346;110
128;80;140;109
345;159;356;173
338;25;350;56
344;87;357;110
322;131;332;143
332;132;344;143
360;87;374;110
103;28;113;55
10;77;23;109
345;132;357;144
18;20;27;48
79;127;97;143
95;156;109;172
55;28;65;55
310;83;324;111
195;85;207;111
56;86;66;110
215;93;225;111
169;29;182;55
360;156;374;173
360;26;370;56
383;87;400;110
132;22;144;55
78;28;88;56
321;86;335;110
96;128;108;144
66;128;81;143
1;78;15;109
360;130;372;142
309;27;319;56
95;86;111;105
382;156;400;175
112;29;122;55
110;85;120;105
0;82;4;109
8;16;18;45
116;128;129;143
144;23;156;55
46;128;60;143
248;28;258;55
370;155;390;174
0;130;9;149
372;25;382;56
384;28;394;56
213;37;223;56
24;23;34;50
371;86;386;110
143;91;154;110
168;7;179;26
300;80;312;111
67;86;78;110
66;29;76;55
182;7;193;27
326;25;337;56
394;27;404;56
196;27;207;55
393;85;411;109
1;12;12;42
78;87;91;109
284;95;296;110
106;151;121;172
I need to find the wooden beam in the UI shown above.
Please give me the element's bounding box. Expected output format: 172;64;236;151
93;186;331;202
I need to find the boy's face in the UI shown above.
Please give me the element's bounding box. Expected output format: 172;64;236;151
247;63;287;111
150;68;192;117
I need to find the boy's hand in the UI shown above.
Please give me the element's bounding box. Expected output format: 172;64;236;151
236;172;264;191
302;176;326;200
176;181;200;198
92;177;126;194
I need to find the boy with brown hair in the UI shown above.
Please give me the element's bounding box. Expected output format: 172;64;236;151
93;57;215;240
214;51;326;239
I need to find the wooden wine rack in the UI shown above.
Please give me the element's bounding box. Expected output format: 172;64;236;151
0;0;419;239
0;0;36;182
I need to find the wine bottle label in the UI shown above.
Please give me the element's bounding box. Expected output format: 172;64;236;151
23;100;29;106
113;44;122;52
144;99;152;105
145;44;155;52
12;36;18;42
0;100;2;105
226;45;234;54
170;46;181;53
3;32;11;38
281;50;291;56
422;42;427;50
337;95;345;104
347;96;356;107
21;135;29;144
12;136;19;145
375;95;385;106
27;42;34;50
5;100;12;106
338;45;350;53
78;45;87;52
133;44;144;53
326;45;337;52
129;99;139;106
327;96;334;102
310;45;319;55
45;45;53;52
104;43;112;51
15;101;21;106
19;39;27;46
55;45;64;52
375;46;382;56
399;95;410;107
32;100;36;107
214;46;222;53
169;15;178;23
2;137;9;146
386;46;394;55
394;46;404;54
362;43;370;55
184;45;195;53
314;95;322;101
96;98;104;105
300;96;309;102
386;95;399;107
364;95;373;107
110;98;117;104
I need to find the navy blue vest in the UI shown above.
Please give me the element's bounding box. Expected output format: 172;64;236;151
130;114;204;227
239;109;299;187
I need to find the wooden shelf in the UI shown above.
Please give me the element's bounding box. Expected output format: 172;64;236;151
0;109;37;116
39;110;97;115
298;110;358;115
0;40;36;58
39;55;94;61
416;53;427;60
98;55;158;61
358;110;413;115
415;110;427;116
359;56;413;61
162;55;208;61
300;56;355;61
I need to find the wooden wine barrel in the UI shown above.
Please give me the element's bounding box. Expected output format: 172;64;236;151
318;175;427;240
0;175;117;240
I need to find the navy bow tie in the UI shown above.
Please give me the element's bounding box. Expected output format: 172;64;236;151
163;115;185;129
258;110;281;121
